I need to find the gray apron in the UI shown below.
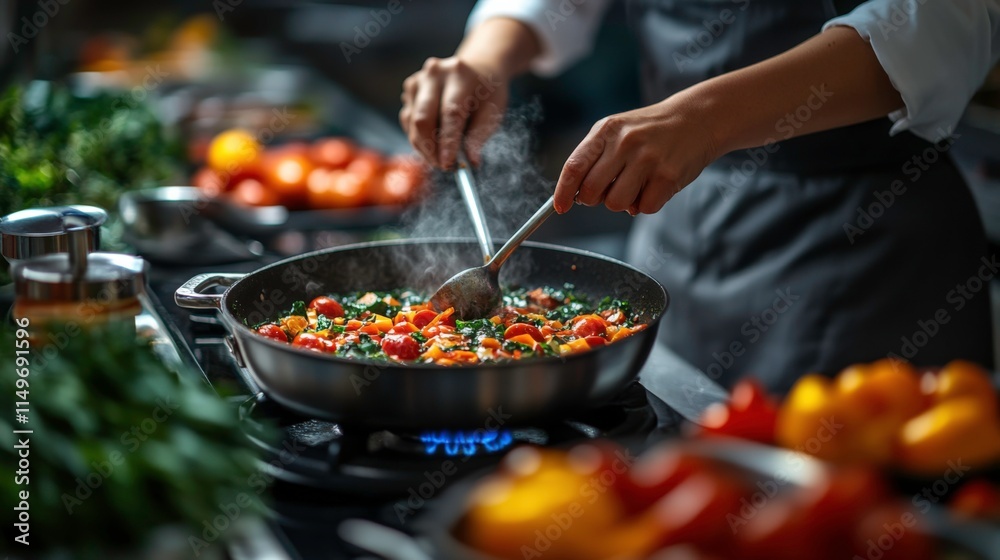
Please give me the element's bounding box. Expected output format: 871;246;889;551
624;0;994;392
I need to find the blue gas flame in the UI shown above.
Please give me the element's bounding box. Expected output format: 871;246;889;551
419;430;514;456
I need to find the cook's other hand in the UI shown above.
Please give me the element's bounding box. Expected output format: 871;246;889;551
554;26;904;215
553;97;722;216
400;18;540;169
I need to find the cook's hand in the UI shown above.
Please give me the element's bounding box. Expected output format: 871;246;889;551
553;98;722;215
400;56;510;169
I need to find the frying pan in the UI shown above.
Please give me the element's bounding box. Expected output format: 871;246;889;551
175;239;667;429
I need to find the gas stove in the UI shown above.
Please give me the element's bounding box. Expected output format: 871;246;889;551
142;257;684;560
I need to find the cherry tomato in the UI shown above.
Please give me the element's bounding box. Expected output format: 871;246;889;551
228;178;280;207
730;378;778;414
572;315;607;338
504;323;545;342
292;332;333;352
585;335;607;347
192;167;227;196
647;471;746;549
950;479;1000;520
389;322;418;334
309;137;355;169
381;333;421;360
372;156;424;206
310;296;344;319
261;150;314;208
617;447;707;513
851;504;935;560
256;324;287;343
411;309;438;328
735;499;817;560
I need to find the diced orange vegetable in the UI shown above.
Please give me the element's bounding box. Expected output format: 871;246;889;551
566;338;591;353
507;333;539;349
393;312;407;324
610;327;633;342
281;315;309;336
333;317;345;326
428;307;455;328
346;319;364;331
481;337;501;349
357;292;379;305
446;350;479;364
372;314;394;333
359;323;381;336
420;344;446;361
489;316;503;325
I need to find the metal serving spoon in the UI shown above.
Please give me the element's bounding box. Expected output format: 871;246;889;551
429;196;556;319
455;150;494;262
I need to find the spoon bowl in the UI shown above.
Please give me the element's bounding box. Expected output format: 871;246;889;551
429;196;556;319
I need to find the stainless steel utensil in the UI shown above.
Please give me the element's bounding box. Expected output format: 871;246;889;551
0;205;106;265
119;187;264;265
429;196;556;319
455;151;494;262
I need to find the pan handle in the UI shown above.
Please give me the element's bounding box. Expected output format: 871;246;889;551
174;273;245;309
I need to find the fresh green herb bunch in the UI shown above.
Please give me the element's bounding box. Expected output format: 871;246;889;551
0;83;184;282
0;320;264;558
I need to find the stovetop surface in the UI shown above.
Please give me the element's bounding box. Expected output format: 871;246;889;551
143;257;683;560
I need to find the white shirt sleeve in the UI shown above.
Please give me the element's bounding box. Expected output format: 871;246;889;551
466;0;614;76
824;0;1000;142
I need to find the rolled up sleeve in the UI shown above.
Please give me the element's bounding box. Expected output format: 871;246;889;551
466;0;613;76
824;0;1000;142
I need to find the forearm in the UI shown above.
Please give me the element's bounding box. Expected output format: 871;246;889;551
685;26;905;156
456;17;542;81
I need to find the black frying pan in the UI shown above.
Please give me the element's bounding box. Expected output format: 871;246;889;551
175;239;667;429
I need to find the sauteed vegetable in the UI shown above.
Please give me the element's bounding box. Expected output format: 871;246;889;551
251;284;646;364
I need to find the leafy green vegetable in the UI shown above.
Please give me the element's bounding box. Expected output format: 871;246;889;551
0;84;184;283
456;318;505;349
340;291;406;319
546;301;588;323
597;296;632;316
501;288;529;308
315;314;333;331
543;283;587;304
514;314;545;327
288;300;307;317
411;332;427;344
336;333;385;360
0;320;267;558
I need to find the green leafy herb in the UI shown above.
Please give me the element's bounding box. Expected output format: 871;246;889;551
597;296;632;316
411;332;428;344
514;314;545;327
336;333;385;360
546;301;588;323
0;320;266;558
502;287;529;308
0;84;184;283
288;300;307;317
456;318;505;348
315;314;333;331
502;340;536;355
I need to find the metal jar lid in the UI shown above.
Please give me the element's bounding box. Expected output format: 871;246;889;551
12;250;147;303
0;205;107;264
